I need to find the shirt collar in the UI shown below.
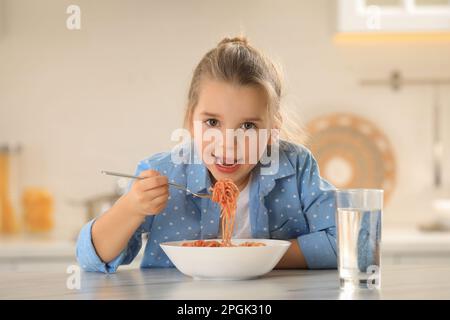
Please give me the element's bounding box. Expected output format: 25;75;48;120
252;142;296;196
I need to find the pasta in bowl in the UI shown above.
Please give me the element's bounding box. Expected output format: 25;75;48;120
160;238;291;280
160;179;290;280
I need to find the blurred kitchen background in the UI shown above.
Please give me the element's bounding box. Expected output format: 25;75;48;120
1;0;450;271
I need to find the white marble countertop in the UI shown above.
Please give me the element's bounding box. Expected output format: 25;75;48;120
1;264;449;299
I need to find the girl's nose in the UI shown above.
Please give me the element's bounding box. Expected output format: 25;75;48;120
214;146;237;161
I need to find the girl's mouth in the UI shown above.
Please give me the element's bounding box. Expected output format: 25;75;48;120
214;157;241;174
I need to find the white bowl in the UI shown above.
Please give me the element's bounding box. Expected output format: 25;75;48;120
160;239;291;280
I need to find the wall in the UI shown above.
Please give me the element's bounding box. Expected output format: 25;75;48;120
1;0;450;239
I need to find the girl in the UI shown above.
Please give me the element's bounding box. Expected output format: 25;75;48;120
76;36;337;273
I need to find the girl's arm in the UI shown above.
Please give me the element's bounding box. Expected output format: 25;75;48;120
296;149;337;269
91;193;146;263
275;239;308;269
76;169;169;272
92;170;168;263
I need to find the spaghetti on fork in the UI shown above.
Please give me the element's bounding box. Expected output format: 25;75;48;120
182;179;265;247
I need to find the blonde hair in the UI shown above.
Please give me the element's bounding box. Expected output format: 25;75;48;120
183;36;306;146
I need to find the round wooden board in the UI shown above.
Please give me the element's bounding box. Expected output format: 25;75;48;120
305;113;396;205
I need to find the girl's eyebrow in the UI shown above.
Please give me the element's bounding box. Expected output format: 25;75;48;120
242;117;263;122
199;111;222;118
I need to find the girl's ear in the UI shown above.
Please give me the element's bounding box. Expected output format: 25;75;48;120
188;122;194;137
187;113;195;137
268;118;281;146
267;128;276;146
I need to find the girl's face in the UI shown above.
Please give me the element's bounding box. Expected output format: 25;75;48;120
191;79;272;191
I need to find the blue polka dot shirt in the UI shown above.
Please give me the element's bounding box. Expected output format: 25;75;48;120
76;140;338;273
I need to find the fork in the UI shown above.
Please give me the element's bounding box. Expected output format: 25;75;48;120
101;170;211;199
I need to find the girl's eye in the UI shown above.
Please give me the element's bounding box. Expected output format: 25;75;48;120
241;122;257;130
205;119;219;127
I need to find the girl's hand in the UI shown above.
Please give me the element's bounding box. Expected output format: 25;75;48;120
126;170;169;217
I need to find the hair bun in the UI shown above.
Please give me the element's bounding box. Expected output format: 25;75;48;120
218;36;249;46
